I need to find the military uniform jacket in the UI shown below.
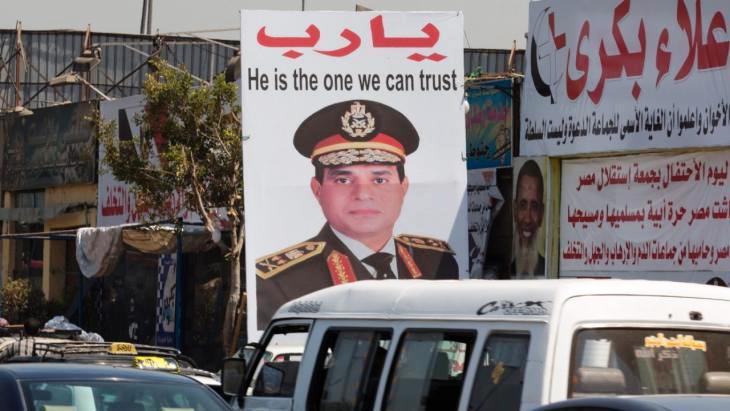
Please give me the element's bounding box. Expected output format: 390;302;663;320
256;224;458;327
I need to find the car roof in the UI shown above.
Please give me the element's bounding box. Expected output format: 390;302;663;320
0;362;201;384
537;395;730;411
274;278;730;321
635;395;730;410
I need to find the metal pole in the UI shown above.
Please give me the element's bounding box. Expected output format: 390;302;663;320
147;0;154;35
15;22;22;108
78;271;84;327
140;0;148;34
174;218;183;350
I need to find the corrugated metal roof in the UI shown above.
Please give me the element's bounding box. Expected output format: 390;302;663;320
0;29;237;110
0;29;520;111
464;48;525;76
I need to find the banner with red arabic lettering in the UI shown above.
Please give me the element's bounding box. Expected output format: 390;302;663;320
242;11;468;336
98;96;199;226
522;0;730;156
561;151;730;272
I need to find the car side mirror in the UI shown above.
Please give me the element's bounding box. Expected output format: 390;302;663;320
222;357;247;396
253;361;299;397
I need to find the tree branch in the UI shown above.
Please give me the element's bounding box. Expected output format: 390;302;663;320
188;147;231;254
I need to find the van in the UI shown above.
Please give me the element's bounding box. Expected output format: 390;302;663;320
223;279;730;410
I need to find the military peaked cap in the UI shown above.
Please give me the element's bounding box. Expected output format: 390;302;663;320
293;99;419;166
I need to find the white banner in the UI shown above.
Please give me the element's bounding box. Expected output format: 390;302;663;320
98;96;197;226
561;151;730;272
242;11;468;335
522;0;730;156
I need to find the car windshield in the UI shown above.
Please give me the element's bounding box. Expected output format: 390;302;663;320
21;380;229;411
570;328;730;397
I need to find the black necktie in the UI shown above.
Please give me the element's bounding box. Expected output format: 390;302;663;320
362;252;396;279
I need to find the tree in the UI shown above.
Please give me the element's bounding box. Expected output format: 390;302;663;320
94;58;244;355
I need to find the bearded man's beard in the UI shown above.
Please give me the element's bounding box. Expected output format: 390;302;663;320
514;231;539;278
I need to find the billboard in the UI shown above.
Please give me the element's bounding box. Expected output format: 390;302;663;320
522;0;730;156
1;102;96;190
466;79;513;169
561;150;730;273
242;11;468;334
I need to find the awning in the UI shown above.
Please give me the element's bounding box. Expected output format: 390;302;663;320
0;221;217;279
76;223;216;279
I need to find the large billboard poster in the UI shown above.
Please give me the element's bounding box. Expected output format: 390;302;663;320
561;151;730;275
242;11;468;334
522;0;730;156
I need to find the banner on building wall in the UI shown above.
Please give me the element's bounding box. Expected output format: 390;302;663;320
561;151;730;272
155;253;176;347
522;0;730;156
98;96;197;227
242;11;468;336
512;157;549;278
466;79;512;169
467;169;505;278
1;102;96;190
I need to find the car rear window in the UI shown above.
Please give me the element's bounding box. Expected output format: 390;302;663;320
570;328;730;397
21;380;229;411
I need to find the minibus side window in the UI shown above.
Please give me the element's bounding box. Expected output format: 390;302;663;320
307;329;392;411
383;330;475;411
247;323;309;398
468;333;530;411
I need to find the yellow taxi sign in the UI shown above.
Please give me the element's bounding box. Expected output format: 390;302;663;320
109;342;138;355
133;356;179;371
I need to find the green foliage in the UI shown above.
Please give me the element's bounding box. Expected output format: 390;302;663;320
466;66;483;80
0;279;31;323
0;279;52;324
93;58;246;353
94;58;243;226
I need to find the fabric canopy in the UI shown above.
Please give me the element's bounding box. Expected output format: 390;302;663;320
76;224;215;278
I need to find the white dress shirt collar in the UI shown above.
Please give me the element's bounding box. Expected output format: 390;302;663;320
330;227;398;278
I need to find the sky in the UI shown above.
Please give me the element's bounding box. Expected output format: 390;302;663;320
3;0;529;50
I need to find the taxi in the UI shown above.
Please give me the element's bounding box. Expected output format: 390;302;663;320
0;337;222;397
0;362;230;410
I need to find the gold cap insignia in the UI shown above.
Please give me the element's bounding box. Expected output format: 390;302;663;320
341;102;375;138
318;148;401;166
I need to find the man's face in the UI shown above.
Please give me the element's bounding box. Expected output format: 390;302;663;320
514;174;544;247
311;164;408;241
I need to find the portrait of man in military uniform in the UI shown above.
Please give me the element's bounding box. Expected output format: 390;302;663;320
256;99;459;325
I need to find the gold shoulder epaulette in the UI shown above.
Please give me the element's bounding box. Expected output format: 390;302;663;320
256;241;325;279
395;234;454;254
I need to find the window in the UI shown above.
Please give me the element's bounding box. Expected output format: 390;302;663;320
21;380;229;411
13;222;45;289
469;333;530;411
308;329;392;411
569;328;730;397
247;323;309;398
383;330;475;411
